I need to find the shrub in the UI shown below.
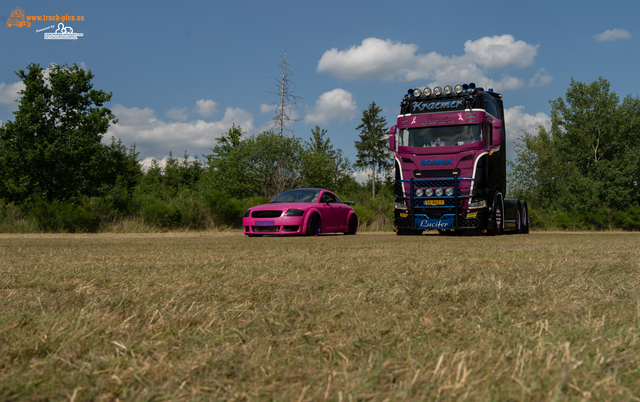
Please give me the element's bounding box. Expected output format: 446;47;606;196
202;190;245;228
139;197;184;229
30;197;104;233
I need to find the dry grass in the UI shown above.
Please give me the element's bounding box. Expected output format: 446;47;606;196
1;231;640;401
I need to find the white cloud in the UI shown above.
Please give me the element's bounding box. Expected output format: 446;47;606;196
0;81;24;107
260;103;275;114
351;168;394;185
108;104;255;160
593;29;632;42
352;169;372;184
317;35;545;91
194;99;218;117
504;105;551;162
304;89;358;125
463;35;538;68
165;107;189;122
318;38;418;81
529;68;553;87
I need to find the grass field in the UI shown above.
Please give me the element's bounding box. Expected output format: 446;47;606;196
1;231;640;401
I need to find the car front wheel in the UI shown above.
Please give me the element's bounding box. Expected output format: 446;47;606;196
306;213;321;236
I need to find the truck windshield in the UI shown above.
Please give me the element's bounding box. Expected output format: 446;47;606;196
399;125;482;147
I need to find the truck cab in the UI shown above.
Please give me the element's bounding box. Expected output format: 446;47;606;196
389;84;529;235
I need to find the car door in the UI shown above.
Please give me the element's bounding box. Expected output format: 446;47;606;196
319;192;340;229
332;195;350;230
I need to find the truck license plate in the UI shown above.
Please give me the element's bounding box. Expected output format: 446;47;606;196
425;200;444;206
255;221;275;226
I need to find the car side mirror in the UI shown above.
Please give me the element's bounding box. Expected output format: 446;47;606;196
492;120;502;146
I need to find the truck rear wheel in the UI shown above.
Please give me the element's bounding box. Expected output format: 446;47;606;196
522;202;530;234
490;194;503;236
515;202;523;234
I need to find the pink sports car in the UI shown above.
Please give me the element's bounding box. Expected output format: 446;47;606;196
243;188;358;236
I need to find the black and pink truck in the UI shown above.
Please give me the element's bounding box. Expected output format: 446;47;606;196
388;83;529;235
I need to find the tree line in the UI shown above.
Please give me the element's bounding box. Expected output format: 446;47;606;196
1;63;639;232
0;63;394;232
508;77;640;230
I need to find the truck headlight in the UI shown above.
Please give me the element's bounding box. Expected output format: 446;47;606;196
468;200;487;209
395;201;407;210
425;188;434;197
415;188;424;197
445;187;454;196
435;188;444;196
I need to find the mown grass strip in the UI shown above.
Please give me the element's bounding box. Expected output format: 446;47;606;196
1;232;639;400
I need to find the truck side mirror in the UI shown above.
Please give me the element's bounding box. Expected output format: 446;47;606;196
492;120;502;146
389;126;397;152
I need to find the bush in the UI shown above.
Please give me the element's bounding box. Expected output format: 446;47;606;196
30;197;104;233
202;190;246;228
139;197;184;229
612;207;640;231
0;200;38;233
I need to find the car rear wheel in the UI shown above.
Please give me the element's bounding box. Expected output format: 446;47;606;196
306;213;321;236
345;214;358;235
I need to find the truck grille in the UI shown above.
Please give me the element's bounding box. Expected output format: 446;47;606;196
413;169;461;178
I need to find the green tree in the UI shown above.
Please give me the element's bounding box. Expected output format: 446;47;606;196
202;127;305;198
551;78;639;210
510;77;640;212
0;63;125;204
301;126;353;191
354;102;392;198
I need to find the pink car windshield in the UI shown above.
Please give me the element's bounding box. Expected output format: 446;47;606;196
270;189;320;203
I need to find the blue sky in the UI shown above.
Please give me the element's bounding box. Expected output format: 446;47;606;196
1;0;638;180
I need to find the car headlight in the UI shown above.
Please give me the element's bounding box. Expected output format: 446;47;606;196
284;209;304;217
395;201;407;210
415;188;424;197
445;187;454;196
425;188;434;197
243;209;251;217
435;188;444;197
